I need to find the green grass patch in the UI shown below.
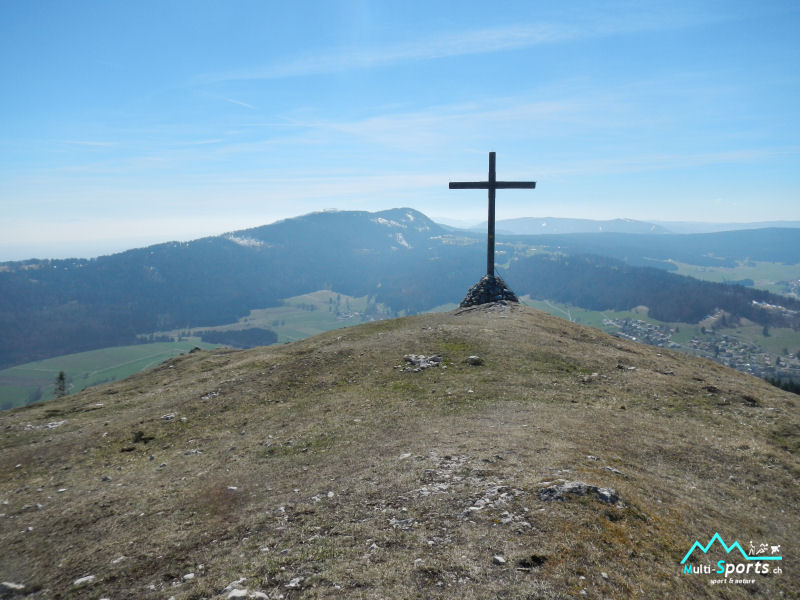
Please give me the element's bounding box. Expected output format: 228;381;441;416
260;432;339;458
435;339;479;357
522;297;661;329
770;423;800;454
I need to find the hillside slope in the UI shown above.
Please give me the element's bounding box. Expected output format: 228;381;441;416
2;207;798;370
0;208;480;368
0;305;797;599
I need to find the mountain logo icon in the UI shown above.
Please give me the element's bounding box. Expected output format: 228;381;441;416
681;533;783;564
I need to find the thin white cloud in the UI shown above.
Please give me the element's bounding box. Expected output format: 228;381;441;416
539;149;782;178
40;91;785;187
63;140;118;147
260;94;631;157
200;23;571;82
199;6;733;83
196;91;257;110
174;138;225;146
220;96;256;110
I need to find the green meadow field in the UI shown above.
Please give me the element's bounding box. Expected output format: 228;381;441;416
0;292;395;410
159;290;398;344
0;341;217;409
669;260;800;295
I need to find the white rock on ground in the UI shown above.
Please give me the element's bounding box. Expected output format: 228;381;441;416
285;576;303;589
227;589;268;599
222;578;247;593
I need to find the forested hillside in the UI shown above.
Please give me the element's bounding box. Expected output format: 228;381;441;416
1;209;798;369
0;209;477;367
510;254;800;325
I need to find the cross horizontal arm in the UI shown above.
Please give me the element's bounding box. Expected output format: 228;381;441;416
449;182;488;189
449;181;536;189
495;181;536;189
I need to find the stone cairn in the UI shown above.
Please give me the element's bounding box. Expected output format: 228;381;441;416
459;274;519;308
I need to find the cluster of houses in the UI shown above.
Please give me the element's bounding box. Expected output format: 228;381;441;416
602;317;800;381
602;318;679;349
684;334;797;379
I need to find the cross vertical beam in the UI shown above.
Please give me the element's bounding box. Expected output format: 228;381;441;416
487;151;496;277
449;152;536;277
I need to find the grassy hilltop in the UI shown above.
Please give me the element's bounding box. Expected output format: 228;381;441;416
0;304;797;599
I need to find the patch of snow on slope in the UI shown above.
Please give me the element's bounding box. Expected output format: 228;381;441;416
373;217;405;228
394;233;411;249
226;235;269;248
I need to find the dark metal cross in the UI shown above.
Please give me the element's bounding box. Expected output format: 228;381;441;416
449;152;536;277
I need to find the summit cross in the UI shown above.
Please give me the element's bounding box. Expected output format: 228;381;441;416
449;152;536;277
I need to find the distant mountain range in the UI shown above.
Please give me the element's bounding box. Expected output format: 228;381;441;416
471;216;800;236
474;217;670;235
653;220;800;234
506;228;800;269
1;208;799;369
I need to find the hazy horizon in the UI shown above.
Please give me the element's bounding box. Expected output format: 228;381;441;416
2;208;800;262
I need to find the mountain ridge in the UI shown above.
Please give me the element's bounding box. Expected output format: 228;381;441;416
1;304;797;598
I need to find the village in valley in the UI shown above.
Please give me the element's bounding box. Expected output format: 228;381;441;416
603;307;800;382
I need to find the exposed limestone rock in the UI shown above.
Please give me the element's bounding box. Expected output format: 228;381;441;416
222;578;268;599
401;354;443;372
1;581;26;596
222;578;247;593
285;576;304;589
538;480;620;504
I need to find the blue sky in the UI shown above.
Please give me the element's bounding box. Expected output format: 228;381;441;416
1;0;799;259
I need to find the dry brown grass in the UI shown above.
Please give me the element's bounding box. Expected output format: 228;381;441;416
1;304;797;599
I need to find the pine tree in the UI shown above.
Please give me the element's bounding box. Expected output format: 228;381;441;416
55;371;67;398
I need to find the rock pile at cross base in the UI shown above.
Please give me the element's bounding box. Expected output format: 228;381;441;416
460;274;519;307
